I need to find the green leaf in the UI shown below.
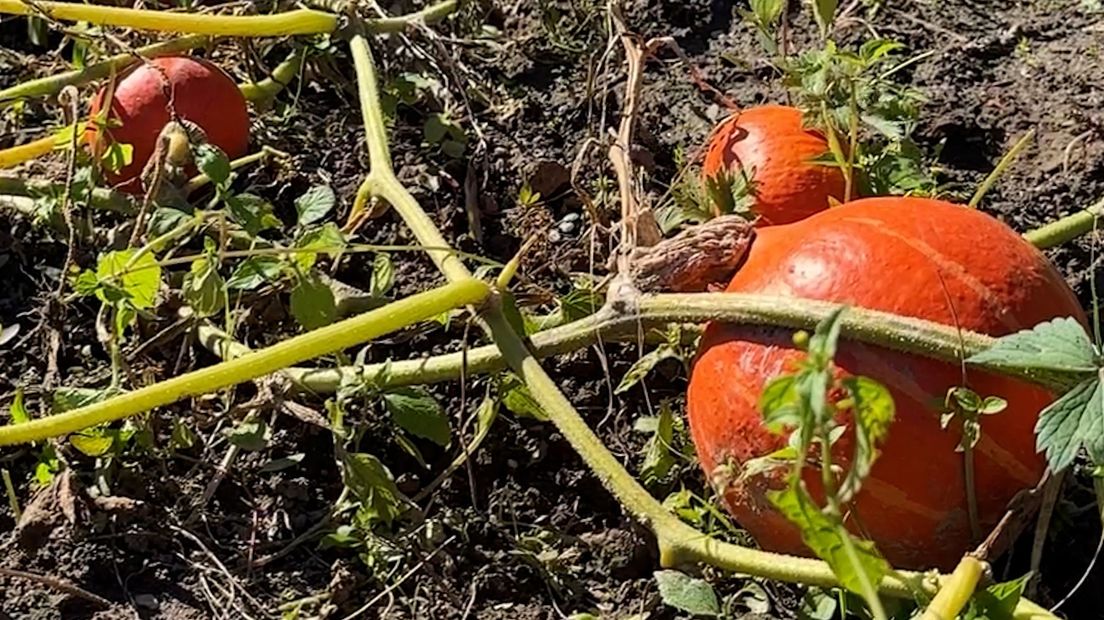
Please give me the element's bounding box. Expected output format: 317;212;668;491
769;486;889;602
96;249;161;309
970;573;1030;620
70;432;114;457
227;193;282;237
967;317;1097;377
260;453;306;473
1035;375;1104;471
225;419;270;451
341;452;404;527
170;417;197;450
654;570;720;617
498;373;548;421
837;376;895;502
194;143;231;187
295;185;336;227
7;388;29;425
798;588;838;620
147;206;192;237
53;387;112;413
294;223;346;271
616;346;677;394
760;375;803;433
638;403;676;487
383;387;451;447
183;257;226;317
100;142;133;173
370;253;394;297
812;0;838;37
226;256;284;290
750;0;783;25
290;273;336;330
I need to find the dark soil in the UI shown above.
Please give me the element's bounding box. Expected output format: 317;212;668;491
2;1;1104;619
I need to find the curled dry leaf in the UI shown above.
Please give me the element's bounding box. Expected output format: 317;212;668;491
627;214;756;293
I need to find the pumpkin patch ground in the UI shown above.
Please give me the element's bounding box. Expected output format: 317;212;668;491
1;0;1103;618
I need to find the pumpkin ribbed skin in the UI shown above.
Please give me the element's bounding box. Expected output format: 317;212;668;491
686;197;1085;570
702;105;847;226
88;56;250;192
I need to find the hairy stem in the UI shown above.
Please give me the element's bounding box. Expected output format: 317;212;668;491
0;280;488;446
919;555;985;620
1023;196;1104;249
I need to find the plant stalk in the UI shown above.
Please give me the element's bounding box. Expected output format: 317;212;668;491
0;279;488;446
0;35;209;104
969;130;1035;209
1023;196;1104;249
0;0;338;36
0;134;56;169
240;50;307;103
0;175;139;214
919;555;985;620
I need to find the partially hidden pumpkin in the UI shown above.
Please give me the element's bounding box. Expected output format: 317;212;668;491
686;197;1085;570
702;104;847;226
87;56;250;193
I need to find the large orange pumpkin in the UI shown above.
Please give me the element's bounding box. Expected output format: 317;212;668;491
702;105;847;226
686;197;1085;570
87;56;250;193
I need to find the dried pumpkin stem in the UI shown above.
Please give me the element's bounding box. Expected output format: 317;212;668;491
344;28;1057;619
0;279;488;446
0;34;209;104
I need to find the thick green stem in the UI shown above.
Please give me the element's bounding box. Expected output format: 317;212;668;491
0;35;209;104
920;555;985;620
0;280;488;446
1023;197;1104;249
240;51;306;103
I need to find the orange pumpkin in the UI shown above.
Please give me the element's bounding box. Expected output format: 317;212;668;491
702;105;847;226
686;197;1084;570
87;56;250;193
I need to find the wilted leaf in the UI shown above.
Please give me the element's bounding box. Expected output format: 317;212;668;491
616;346;677;394
70;433;114;457
225;419;270;451
370;253;394;297
183;257;226;317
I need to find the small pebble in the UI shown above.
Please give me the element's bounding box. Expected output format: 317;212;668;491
134;594;158;610
548;230;562;243
557;220;576;234
562;212;581;223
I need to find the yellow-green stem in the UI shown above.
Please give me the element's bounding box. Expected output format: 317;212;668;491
0;175;139;214
919;555;985;620
240;50;307;102
182;146;288;195
0;279;488;446
969;130;1035;209
0;35;209;104
0;134;55;169
1023;196;1104;249
0;0;338;36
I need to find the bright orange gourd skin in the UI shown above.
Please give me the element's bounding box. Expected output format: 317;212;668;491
686;197;1085;570
702;105;847;226
87;56;250;193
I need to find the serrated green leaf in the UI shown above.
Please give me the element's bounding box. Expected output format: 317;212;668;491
227;193;281;236
290;273;336;330
639;403;676;487
294;223;346;271
194;143;230;187
225;419;270;451
654;570;720;617
96;249;161;309
616;346;677;394
370;253;394;297
383;387;451;447
341;452;403;527
838;376;895;502
769;486;889;602
70;433;114;457
183;257;226;317
1036;375;1104;470
295;185;336;227
967;317;1097;377
7;388;29;425
226;256;284;290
